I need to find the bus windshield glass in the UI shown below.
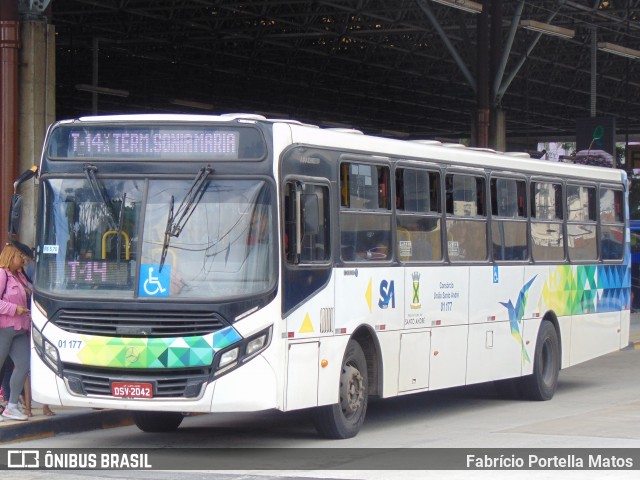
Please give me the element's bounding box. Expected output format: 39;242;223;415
36;177;275;300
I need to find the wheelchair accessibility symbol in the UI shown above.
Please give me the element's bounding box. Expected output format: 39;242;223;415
139;264;171;297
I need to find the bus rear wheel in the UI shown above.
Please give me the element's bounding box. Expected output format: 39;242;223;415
521;321;560;401
133;411;184;433
312;340;368;439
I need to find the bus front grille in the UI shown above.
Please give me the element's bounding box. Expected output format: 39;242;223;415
62;364;211;398
53;309;227;337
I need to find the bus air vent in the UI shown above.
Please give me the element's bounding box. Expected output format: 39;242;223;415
53;309;227;337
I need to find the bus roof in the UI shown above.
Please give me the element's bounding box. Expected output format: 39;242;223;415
282;121;626;184
56;113;625;184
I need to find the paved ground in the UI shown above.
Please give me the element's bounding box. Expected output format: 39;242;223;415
0;404;133;444
1;314;639;445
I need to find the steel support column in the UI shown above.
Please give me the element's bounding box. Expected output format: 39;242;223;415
475;0;490;148
0;0;19;247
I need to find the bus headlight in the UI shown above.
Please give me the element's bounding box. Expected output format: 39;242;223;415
213;326;272;377
31;325;61;375
32;326;44;351
43;341;60;373
218;348;239;369
246;334;267;357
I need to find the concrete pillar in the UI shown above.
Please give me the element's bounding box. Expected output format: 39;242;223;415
491;108;506;152
0;0;19;247
19;18;55;246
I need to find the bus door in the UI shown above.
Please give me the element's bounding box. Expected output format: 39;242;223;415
282;178;332;410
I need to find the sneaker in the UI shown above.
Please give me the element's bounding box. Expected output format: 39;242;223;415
2;406;28;421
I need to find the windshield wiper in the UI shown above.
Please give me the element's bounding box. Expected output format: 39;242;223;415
83;164;117;230
84;164;127;261
159;166;213;272
168;166;213;237
115;193;126;262
159;195;175;273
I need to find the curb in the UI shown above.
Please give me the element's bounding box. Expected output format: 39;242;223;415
0;409;134;444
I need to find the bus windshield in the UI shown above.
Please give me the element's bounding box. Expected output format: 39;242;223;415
36;176;275;300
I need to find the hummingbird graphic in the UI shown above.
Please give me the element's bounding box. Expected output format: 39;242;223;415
499;276;537;364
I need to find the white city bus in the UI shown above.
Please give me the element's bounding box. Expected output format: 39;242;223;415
12;114;630;439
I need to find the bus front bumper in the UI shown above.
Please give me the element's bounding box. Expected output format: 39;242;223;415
30;347;279;413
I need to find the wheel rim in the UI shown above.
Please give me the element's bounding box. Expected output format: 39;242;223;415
340;364;364;420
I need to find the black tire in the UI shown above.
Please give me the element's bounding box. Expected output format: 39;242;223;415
521;321;560;401
312;340;368;439
133;411;184;433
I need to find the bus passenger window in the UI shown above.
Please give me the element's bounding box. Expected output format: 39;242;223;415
490;177;527;261
600;188;624;260
396;167;442;262
567;184;597;262
340;161;392;263
530;181;565;262
340;162;390;211
446;173;487;262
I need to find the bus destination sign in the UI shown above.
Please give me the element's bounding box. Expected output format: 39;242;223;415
46;124;271;160
68;129;239;159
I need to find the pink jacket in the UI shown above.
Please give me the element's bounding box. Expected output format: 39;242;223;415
0;268;31;331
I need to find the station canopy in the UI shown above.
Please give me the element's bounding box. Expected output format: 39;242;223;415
50;0;640;142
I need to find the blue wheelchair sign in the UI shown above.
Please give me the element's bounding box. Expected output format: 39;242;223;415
493;265;499;284
139;264;171;297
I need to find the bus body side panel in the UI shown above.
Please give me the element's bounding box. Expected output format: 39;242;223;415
283;272;339;410
522;265;573;375
568;312;621;366
317;335;351;406
620;309;631;350
567;262;629;366
523;263;629;370
428;325;468;391
419;266;469;391
466;265;525;385
334;266;404;399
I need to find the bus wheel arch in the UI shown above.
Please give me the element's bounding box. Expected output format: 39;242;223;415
351;325;382;397
521;313;561;401
312;328;379;439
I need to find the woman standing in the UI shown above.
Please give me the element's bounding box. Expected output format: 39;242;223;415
0;243;32;421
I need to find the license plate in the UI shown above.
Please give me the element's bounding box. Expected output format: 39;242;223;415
111;381;153;398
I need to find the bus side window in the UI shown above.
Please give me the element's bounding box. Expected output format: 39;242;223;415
566;184;597;262
530;181;565;262
600;187;624;260
396;167;442;262
490;177;528;262
284;181;331;264
340;161;392;263
446;173;487;262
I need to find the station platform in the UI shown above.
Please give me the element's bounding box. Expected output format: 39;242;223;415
0;403;134;444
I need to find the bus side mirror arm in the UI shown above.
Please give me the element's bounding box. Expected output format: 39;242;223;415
8;166;38;240
13;166;38;192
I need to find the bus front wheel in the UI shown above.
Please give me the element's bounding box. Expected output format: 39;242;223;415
133;411;184;433
312;340;368;439
521;321;560;401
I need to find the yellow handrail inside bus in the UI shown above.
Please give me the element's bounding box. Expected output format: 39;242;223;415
150;248;176;270
102;230;130;260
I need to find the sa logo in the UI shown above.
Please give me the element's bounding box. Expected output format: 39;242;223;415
378;280;395;309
